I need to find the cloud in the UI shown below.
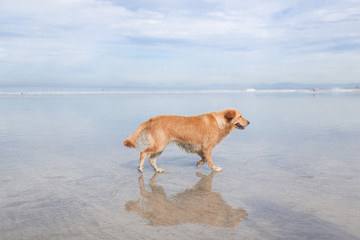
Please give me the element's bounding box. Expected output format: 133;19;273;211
0;0;359;87
0;47;5;60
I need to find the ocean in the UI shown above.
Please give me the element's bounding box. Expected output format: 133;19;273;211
1;90;359;239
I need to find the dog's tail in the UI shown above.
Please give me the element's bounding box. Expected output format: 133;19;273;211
123;122;148;148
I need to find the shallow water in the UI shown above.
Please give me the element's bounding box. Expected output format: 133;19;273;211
1;92;360;240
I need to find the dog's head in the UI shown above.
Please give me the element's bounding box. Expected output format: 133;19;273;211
224;109;250;130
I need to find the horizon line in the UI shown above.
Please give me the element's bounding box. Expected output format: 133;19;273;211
1;88;359;96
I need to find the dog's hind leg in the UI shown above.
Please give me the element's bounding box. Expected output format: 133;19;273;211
139;145;166;173
149;152;165;173
138;149;149;173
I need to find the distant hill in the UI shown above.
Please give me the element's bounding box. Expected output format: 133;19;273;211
2;82;359;91
248;82;360;90
117;81;360;90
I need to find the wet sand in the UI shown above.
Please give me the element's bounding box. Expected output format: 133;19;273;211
1;92;360;239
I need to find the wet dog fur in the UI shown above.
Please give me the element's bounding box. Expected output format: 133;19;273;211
123;109;250;173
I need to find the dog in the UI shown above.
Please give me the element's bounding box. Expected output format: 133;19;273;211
123;108;250;173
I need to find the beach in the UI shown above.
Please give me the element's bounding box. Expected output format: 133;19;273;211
1;91;360;240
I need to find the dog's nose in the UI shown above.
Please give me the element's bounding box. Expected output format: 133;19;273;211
247;121;250;125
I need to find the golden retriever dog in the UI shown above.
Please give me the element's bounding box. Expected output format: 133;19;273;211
123;108;250;173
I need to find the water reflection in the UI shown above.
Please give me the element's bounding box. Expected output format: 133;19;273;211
125;172;247;228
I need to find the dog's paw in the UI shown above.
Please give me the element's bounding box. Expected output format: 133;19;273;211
212;166;222;172
138;167;144;173
196;160;205;167
156;168;165;173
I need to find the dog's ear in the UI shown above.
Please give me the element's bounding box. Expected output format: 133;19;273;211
224;109;236;122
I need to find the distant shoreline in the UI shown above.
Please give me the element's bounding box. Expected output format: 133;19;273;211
0;88;359;95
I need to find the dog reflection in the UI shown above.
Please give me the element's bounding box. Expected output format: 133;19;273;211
125;172;247;228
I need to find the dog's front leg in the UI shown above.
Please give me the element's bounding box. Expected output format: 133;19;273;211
204;149;222;172
196;157;206;167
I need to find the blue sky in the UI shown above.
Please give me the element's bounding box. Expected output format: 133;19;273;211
0;0;359;88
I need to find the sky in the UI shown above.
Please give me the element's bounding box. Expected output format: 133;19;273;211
0;0;360;88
